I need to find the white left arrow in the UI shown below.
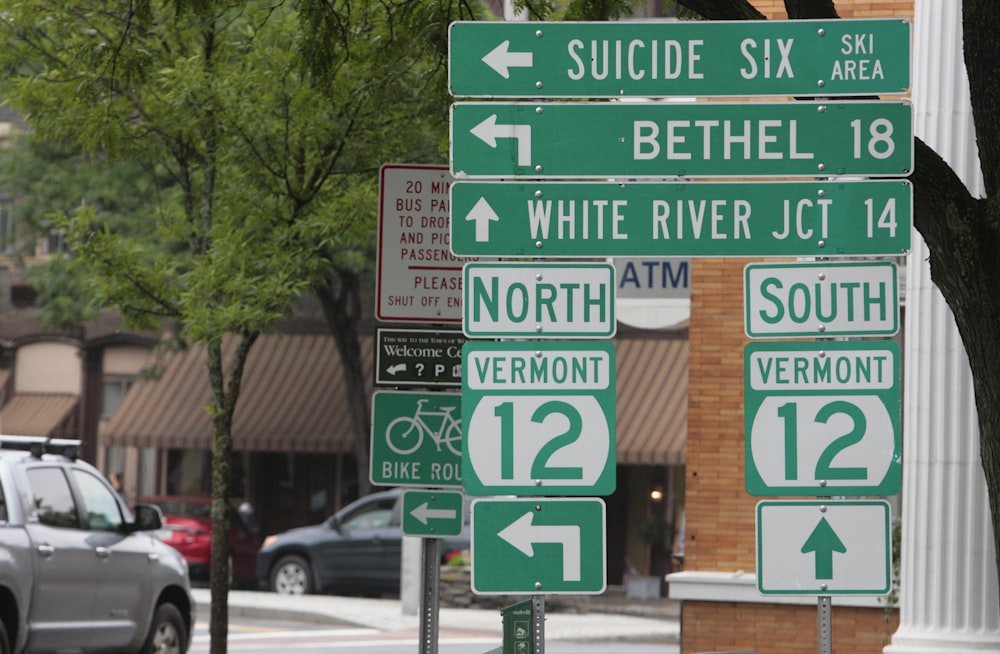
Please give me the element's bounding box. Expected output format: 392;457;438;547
482;40;533;79
470;114;532;166
464;196;500;242
411;502;457;525
386;363;406;375
498;512;581;582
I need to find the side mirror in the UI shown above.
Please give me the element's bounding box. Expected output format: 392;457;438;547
132;503;164;532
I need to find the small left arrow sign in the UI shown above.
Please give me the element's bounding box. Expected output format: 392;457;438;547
800;517;847;580
482;40;533;79
410;502;457;525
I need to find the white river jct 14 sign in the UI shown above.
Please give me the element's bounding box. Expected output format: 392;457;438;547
461;340;616;496
463;262;616;338
744;340;901;497
744;261;899;338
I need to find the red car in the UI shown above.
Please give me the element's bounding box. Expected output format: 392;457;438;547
140;496;262;587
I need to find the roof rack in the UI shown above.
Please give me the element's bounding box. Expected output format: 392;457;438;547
0;435;82;461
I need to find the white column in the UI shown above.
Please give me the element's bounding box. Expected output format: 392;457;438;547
885;1;1000;651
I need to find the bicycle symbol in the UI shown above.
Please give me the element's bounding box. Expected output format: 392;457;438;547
386;398;462;457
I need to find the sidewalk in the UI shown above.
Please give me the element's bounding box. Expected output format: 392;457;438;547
193;587;680;642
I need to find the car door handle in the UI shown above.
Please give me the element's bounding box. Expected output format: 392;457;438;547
96;547;111;559
36;544;54;558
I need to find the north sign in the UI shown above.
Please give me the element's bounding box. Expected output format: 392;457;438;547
375;327;466;387
744;261;899;338
463;262;616;338
402;489;466;538
744;341;901;497
370;391;463;488
450;100;912;179
461;340;616;496
756;500;891;596
471;498;607;595
450;180;912;258
449;19;911;98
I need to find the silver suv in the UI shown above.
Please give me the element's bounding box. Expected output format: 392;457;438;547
0;436;194;653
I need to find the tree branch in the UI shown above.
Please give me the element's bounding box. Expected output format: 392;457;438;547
964;0;1000;196
675;0;763;19
784;0;838;19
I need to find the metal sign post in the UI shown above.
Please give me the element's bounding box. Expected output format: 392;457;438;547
419;538;442;654
533;595;546;654
818;595;832;654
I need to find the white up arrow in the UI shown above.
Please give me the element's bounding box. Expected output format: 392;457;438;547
481;40;533;79
464;197;500;242
410;502;457;525
498;512;581;582
470;114;532;166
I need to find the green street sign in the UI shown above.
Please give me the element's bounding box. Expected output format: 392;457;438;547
744;261;899;338
462;341;616;496
450;180;911;258
450;100;912;179
744;341;901;497
464;262;616;338
401;489;465;538
449;19;911;98
471;498;607;595
370;391;463;488
756;500;891;596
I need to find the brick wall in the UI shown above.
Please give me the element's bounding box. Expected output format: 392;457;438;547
681;1;910;652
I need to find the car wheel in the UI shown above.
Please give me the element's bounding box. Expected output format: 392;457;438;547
270;554;313;595
140;603;187;654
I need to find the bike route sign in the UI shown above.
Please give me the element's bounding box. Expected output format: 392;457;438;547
450;100;912;179
370;390;463;488
450;180;912;258
744;261;899;338
463;261;616;338
744;340;901;497
461;340;616;496
756;499;891;596
449;19;911;98
471;497;607;595
402;489;466;538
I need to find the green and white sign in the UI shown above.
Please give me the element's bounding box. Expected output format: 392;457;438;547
744;261;899;338
402;490;465;538
463;262;616;338
450;100;912;179
450;180;911;258
471;498;607;595
744;341;901;497
370;391;463;488
756;500;891;596
461;341;616;496
449;19;911;98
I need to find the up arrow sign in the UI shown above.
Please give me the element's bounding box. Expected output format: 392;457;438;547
482;40;533;79
800;517;847;580
499;512;582;581
464;197;499;242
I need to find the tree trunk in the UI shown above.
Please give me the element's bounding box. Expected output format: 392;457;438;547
207;332;258;654
315;267;372;497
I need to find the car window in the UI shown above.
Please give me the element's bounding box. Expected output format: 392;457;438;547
25;467;80;529
72;469;124;532
342;498;396;530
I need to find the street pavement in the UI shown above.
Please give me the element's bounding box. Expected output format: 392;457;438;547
193;588;680;642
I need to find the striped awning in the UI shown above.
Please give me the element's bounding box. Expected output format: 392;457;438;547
103;330;687;464
1;393;79;438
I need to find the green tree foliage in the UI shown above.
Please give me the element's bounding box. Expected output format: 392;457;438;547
0;1;478;651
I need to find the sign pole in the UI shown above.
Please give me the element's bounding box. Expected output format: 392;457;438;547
532;595;545;654
419;538;442;654
818;595;832;654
